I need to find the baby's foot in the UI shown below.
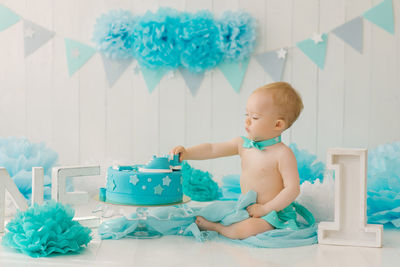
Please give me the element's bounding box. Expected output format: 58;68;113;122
195;216;219;232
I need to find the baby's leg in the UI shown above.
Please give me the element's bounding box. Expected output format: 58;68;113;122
196;216;274;240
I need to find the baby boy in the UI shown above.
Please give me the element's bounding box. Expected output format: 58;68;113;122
170;82;304;239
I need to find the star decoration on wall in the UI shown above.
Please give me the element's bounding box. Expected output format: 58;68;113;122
154;184;164;195
24;27;35;39
129;175;139;186
147;178;152;182
311;33;324;44
276;48;287;59
142;185;146;190
162;176;171;186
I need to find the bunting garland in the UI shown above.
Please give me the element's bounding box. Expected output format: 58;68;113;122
0;0;396;94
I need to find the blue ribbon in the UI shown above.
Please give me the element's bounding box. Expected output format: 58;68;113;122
241;135;281;150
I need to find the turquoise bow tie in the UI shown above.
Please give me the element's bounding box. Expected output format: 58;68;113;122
241;136;281;150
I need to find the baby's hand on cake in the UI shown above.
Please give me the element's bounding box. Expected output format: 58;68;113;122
170;145;187;161
246;203;267;218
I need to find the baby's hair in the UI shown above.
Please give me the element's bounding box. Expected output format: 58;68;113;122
254;82;304;129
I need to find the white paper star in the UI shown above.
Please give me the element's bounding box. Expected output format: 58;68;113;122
142;185;146;190
162;176;171;186
154;184;164;195
129;175;139;186
71;49;80;59
311;33;323;44
24;27;35;39
276;48;287;59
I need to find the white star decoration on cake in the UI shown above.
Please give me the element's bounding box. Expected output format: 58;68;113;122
154;184;164;195
311;33;324;44
162;176;171;186
24;27;35;39
276;48;287;59
129;175;139;186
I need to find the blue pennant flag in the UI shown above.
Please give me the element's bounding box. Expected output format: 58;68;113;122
296;33;328;70
23;20;55;57
101;54;132;87
179;68;205;96
332;17;363;53
64;38;97;76
0;5;20;32
218;58;250;93
255;49;287;82
139;65;169;93
363;0;394;35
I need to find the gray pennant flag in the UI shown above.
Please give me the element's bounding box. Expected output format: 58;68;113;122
101;54;133;87
255;49;287;82
332;16;363;53
180;68;205;96
23;19;55;57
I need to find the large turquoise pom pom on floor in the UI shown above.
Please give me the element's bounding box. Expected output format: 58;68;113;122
2;201;92;258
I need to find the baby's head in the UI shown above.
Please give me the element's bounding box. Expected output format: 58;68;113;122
245;82;303;141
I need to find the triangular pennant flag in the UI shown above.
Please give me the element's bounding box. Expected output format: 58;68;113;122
218;58;250;93
255;49;287;81
101;54;133;87
332;17;363;53
296;33;328;70
23;19;55;57
139;65;169;93
0;5;20;32
64;38;97;76
179;68;205;96
363;0;394;35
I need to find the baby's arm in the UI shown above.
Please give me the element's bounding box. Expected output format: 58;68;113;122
170;137;241;161
263;147;300;214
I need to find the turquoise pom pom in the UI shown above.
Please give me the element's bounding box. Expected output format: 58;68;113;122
289;143;325;184
367;142;400;228
0;137;57;201
181;161;220;201
217;11;257;62
179;10;223;73
2;201;92;257
92;9;136;59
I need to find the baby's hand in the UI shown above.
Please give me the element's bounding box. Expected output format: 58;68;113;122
169;145;187;161
246;203;267;218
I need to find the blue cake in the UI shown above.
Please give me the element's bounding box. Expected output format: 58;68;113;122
100;155;183;205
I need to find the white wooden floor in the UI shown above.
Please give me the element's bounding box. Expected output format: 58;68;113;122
1;200;399;267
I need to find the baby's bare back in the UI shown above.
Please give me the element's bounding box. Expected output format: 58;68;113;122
239;143;285;205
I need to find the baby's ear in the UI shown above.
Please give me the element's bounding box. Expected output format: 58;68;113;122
275;119;286;130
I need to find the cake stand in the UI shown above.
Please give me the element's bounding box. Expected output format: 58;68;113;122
95;195;192;239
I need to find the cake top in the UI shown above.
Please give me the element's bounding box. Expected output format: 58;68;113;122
112;154;182;173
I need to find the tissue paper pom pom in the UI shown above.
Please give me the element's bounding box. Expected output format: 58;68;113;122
2;201;92;257
289;143;325;184
92;9;136;59
0;137;57;200
217;11;257;62
296;175;335;223
366;142;400;227
179;10;223;73
132;8;182;69
181;161;219;201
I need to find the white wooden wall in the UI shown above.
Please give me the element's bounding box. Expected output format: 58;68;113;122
0;0;399;184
